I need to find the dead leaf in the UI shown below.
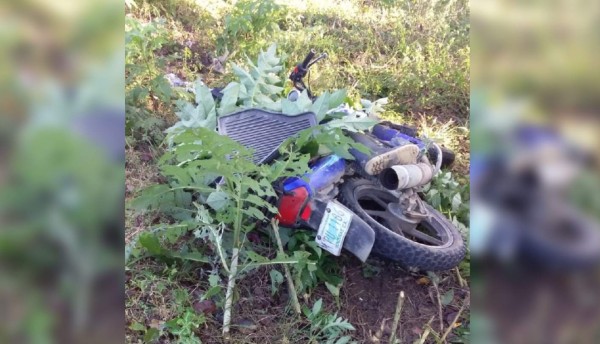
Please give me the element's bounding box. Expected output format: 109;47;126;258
193;300;217;315
417;277;430;285
411;326;422;335
148;319;164;330
235;318;258;334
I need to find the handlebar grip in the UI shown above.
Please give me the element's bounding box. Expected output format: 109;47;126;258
301;49;316;69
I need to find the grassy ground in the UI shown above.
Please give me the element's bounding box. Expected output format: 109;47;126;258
125;0;470;343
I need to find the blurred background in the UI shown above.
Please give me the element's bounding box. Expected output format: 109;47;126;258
2;0;600;342
471;0;600;343
0;0;124;343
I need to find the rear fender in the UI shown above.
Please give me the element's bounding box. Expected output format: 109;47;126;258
303;199;375;262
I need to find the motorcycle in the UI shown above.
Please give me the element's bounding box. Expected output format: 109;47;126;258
215;50;466;271
471;123;600;269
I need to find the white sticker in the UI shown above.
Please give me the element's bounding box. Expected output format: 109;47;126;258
315;201;353;256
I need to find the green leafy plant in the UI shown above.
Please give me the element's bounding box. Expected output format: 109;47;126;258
160;44;376;177
228;44;285;111
125;16;174;142
217;0;288;55
166;80;217;139
166;309;206;344
303;299;356;344
423;171;470;226
126;268;209;343
423;171;470;279
129;126;316;336
285;229;342;297
166;44;380;139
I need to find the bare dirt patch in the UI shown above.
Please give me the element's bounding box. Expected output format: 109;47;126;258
185;255;470;344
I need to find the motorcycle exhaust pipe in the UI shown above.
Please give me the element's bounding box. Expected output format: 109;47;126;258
379;163;434;190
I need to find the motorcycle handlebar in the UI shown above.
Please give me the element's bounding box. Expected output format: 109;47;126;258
301;49;316;69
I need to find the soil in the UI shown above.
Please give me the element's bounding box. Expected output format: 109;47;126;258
125;39;470;342
193;254;469;344
478;262;600;344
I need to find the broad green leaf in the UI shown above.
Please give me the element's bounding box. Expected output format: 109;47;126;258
273;226;292;247
281;98;300;115
170;251;209;263
241;254;303;269
311;92;331;122
328;89;348;109
208;274;220;287
129;322;145;331
246;250;268;263
325;116;378;132
334;336;352;344
130;184;173;211
441;289;454;306
206;191;230;211
161;165;191;185
325;281;341;298
295;90;313;112
452;193;462;212
363;97;388;116
269;269;284;296
203;285;221;300
243;206;266;220
312;298;323;316
196;82;217;126
144;328;160;342
218;82;241;116
165;82;217;138
229;45;285;112
139;233;162;255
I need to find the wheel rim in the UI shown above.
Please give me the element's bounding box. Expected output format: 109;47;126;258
353;184;453;248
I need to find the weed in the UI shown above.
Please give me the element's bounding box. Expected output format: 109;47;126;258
285;229;343;297
166;308;206;344
423;171;470;226
302;299;356;344
217;0;291;56
125;0;470;342
125;16;173;143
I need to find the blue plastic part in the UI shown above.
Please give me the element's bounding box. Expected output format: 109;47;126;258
307;155;346;193
282;155;346;196
282;176;311;195
515;125;559;147
372;124;426;149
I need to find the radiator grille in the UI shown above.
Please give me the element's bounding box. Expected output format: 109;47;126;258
218;109;317;164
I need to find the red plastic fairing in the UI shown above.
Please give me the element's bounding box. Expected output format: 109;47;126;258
275;186;310;227
300;203;312;222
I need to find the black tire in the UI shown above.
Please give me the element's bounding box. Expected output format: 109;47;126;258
519;206;600;269
339;179;466;271
428;145;455;169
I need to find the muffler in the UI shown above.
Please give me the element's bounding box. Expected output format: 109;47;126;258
379;163;434;190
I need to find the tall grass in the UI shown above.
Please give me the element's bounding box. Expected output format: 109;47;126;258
126;0;470;134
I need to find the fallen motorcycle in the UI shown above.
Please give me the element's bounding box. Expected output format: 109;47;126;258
215;50;466;271
471;123;600;269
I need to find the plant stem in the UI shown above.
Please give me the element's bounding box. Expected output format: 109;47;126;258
455;267;465;288
271;219;301;314
208;224;230;273
432;279;444;333
222;247;239;337
416;316;435;344
233;180;243;248
224;179;244;337
440;294;469;343
389;290;405;344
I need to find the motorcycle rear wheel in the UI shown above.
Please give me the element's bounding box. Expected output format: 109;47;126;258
339;178;466;271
